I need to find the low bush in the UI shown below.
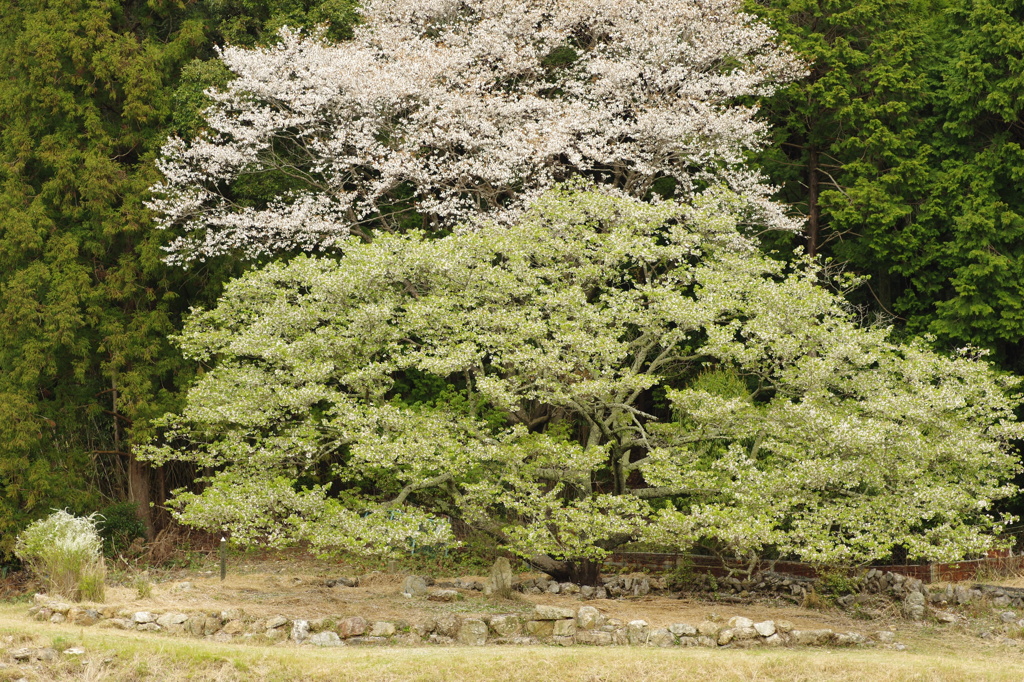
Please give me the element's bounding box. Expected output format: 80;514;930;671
816;567;862;598
134;576;152;599
96;502;147;558
15;510;105;601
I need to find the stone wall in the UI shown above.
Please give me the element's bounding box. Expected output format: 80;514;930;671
605;553;819;579
26;565;1024;650
26;594;885;650
605;552;1024;584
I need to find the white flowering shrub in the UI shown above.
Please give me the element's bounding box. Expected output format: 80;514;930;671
148;0;805;263
142;187;1023;579
15;510;106;601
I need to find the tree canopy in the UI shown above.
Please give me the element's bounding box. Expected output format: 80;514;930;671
148;0;804;264
143;187;1023;578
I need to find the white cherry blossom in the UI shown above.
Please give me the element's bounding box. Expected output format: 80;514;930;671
148;0;804;263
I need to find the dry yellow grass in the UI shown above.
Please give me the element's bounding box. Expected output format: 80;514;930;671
2;604;1024;682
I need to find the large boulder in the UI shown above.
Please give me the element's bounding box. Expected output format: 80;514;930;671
488;614;522;637
552;619;576;637
576;630;614;646
903;591;927;621
368;621;396;637
156;613;189;628
649;628;674;647
576;606;605;630
727;616;754;629
401;576;428;597
72;609;101;626
668;623;696;637
428;589;462;602
338;616;368;638
791;629;834;646
307;631;343;647
434;614;462;638
696;621;721;637
534;605;575;620
291;619;310;642
457;619;489;646
266;615;289;630
222;619;247;635
626;620;649;645
525;620;555;638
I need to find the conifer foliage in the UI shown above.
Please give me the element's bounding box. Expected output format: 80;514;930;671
0;0;358;557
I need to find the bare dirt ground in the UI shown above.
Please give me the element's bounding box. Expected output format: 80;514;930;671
94;551;893;638
8;550;1024;680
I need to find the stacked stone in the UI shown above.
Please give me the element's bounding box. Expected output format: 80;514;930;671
509;565;1024;611
852;570;1023;618
674;568;1024;616
515;570;816;601
27;595;880;649
920;581;1024;609
682;571;816;601
862;570;925;599
513;574;666;599
515;577;596;597
602;575;662;598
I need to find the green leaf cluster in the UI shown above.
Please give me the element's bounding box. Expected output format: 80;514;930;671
143;187;1023;566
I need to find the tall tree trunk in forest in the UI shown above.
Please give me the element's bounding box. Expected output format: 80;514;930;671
114;377;154;540
129;459;155;541
156;466;168;529
807;146;820;257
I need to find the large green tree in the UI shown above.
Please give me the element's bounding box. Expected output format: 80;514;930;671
897;0;1024;366
752;0;1024;372
141;0;1024;579
143;188;1023;581
0;0;357;555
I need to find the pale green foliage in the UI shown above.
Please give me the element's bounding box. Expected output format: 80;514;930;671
16;510;106;601
134;576;152;599
144;187;1023;566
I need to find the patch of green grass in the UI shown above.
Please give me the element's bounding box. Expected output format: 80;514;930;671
49;633;79;650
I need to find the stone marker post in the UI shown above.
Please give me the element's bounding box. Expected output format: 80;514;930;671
487;557;514;598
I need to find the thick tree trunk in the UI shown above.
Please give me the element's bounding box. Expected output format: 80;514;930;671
129;457;155;541
114;377;155;541
568;558;602;586
524;555;604;585
526;554;572;581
